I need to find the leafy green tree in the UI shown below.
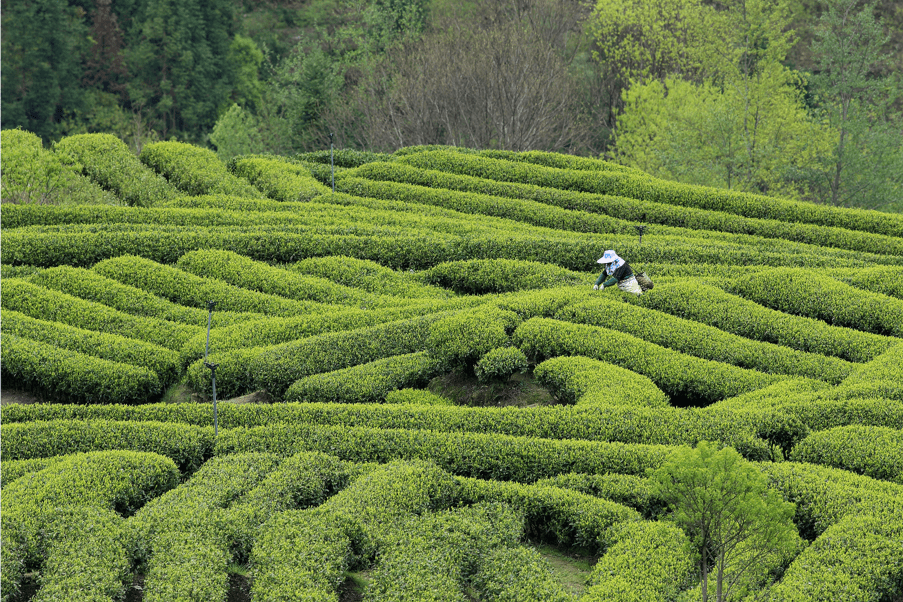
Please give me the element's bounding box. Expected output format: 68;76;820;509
1;0;90;140
650;442;799;602
807;0;903;209
208;104;264;161
125;0;237;141
227;35;264;111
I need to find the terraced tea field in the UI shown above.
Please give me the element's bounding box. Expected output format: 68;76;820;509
2;131;902;601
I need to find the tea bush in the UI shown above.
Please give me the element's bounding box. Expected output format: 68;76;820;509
533;355;669;408
139;141;262;197
475;347;529;383
228;155;328;202
790;425;903;483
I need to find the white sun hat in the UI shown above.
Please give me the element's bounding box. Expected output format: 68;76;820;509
597;250;621;264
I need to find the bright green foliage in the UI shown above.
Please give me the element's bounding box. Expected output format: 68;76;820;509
385;388;455;406
299;149;394;168
2;399;788;460
454;476;640;550
427;306;517;373
2;335;162;404
475;149;635;174
0;420;213;473
534;356;669;408
351;159;903;256
514;317;786;404
830;342;903;401
399;150;903;238
729;268;903;337
229;154;329;202
838;265;903;300
337;172;633;238
534;472;665;519
1;451;179;601
581;520;695;602
139;141;262;197
471;544;573;602
0;129;117;206
215;422;675;482
475;347;529;384
285;352;443;404
558;297;854;383
93;254;328;316
764;507;903;602
53;133;178;207
1;457;66;489
30;265;264;327
0;278;200;350
367;503;526;602
636;281;896;363
3;311;178;385
209;105;264;162
650;442;799;602
421;258;586;294
292;255;452;299
127;453;283;602
249;508;353;601
790;426;903;483
175;248;389;308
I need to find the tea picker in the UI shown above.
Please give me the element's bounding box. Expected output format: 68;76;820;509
593;249;654;295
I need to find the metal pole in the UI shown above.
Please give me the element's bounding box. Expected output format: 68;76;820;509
204;301;215;361
635;225;647;244
329;132;335;193
204;361;219;436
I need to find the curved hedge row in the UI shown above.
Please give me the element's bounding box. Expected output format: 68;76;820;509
513;317;787;405
1;457;66;489
838;265;903;300
53;133;178;207
174;248;391;308
830;342;903;401
533;356;669;408
0;420;214;473
4;220;887;274
635;281;896;363
790;426;903;483
296;148;393;168
533;472;663;519
138;141;262;197
1;335;162;404
421;258;586;295
352;159;903;257
214;422;676;482
1;400;790;460
729;268;903;337
385;388;455;406
93;254;330;317
558;297;854;384
284;352;443;404
291;254;453;298
0;278;200;350
1;128;117;206
3;311;179;385
30;265;264;327
399;150;903;238
228;155;329;202
765;507;903;602
477;149;635;174
582;520;695;602
471;543;572;602
336;173;634;236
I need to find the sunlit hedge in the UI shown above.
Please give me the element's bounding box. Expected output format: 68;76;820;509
534;356;669;408
291;254;452;298
54;133;178;207
139;140;262;197
420;258;586;294
228;154;329;201
790;425;903;483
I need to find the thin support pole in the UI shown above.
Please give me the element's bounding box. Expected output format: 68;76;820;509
329;132;335;193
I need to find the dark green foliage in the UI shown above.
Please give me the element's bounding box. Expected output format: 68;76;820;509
427;306;516;373
296;149;393;168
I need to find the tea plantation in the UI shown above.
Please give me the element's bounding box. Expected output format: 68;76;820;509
2;131;902;601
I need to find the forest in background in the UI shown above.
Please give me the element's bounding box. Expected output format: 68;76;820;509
2;0;902;211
